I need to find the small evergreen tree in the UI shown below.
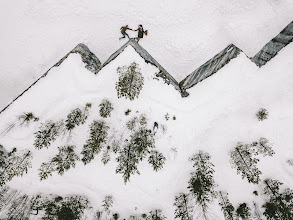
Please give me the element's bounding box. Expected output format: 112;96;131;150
38;145;79;180
115;62;144;100
0;149;32;186
262;178;293;219
229;142;261;184
125;109;131;116
126;117;138;131
236;203;251;220
146;209;166;220
256;108;269;121
65;103;91;132
81;120;109;165
139;114;147;127
188;151;216;220
131;128;155;161
218;191;235;220
102;195;113;215
115;143;140;184
18;112;39;126
101;146;111;165
148;150;166;171
99;99;114;118
34;120;64;150
174;193;193;220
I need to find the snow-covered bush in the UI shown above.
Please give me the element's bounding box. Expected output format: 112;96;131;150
81;120;109;165
125;109;131;115
188;151;216;220
42;195;89;220
101;146;111;165
165;113;169;121
0;149;32;186
146;209;166;220
99;99;114;118
126;117;138;131
115;62;144;101
173;193;193;220
65;103;92;131
236;203;251;220
262;178;293;219
256;108;269;121
39;145;80;180
18;112;39;126
148;150;166;171
287;159;293;166
34;120;64;150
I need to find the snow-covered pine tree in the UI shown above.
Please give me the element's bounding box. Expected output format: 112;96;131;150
262;178;293;219
102;195;113;215
34;120;64;149
131;128;155;161
38;145;79;180
65;103;92;132
173;192;193;220
115;143;140;184
81;120;109;165
148;150;166;171
256;108;269;121
99;99;114;118
251;138;275;157
0;144;8;169
0;149;32;186
218;191;235;220
139;114;147;127
229;142;262;184
236;203;251;220
146;209;166;220
115;62;144;101
187;150;217;220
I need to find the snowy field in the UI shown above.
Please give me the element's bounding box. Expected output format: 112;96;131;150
1;0;293;110
0;39;293;219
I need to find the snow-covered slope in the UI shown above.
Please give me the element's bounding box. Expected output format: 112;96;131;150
0;39;293;219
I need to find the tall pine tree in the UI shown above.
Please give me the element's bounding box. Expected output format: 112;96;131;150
218;191;235;220
174;193;193;220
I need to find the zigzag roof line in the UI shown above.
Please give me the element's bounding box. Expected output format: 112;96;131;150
0;21;292;114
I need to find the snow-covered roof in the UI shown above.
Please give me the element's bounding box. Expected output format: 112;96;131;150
98;39;181;92
0;44;101;115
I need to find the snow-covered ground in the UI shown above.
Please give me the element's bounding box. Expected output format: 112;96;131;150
1;0;293;110
0;40;293;219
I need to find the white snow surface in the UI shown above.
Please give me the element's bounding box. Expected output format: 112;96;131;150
0;43;293;219
1;0;293;109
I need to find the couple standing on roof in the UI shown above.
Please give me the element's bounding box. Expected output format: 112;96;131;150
119;24;148;42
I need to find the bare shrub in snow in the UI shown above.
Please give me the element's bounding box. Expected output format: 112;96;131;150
116;62;144;101
146;209;166;220
99;99;114;118
173;193;193;220
0;148;32;186
218;191;235;220
39;145;79;180
81;120;109;165
256;108;269;121
148;150;166;171
102;195;113;215
236;203;251;220
188;151;217;220
42;195;89;220
65;103;92;132
262;178;293;219
287;159;293;166
34;120;64;150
